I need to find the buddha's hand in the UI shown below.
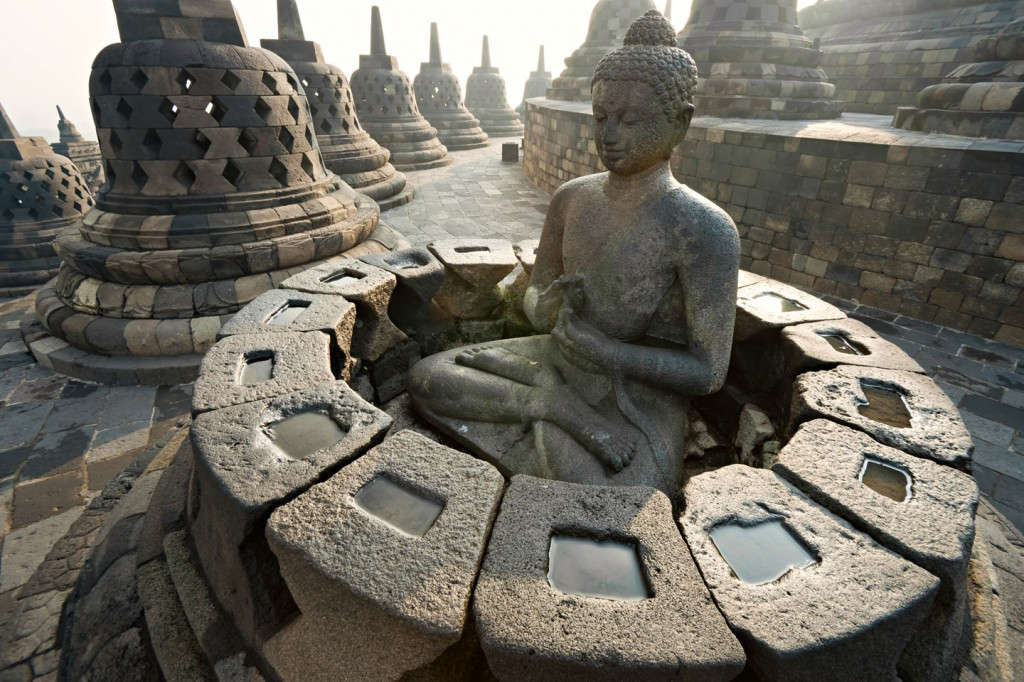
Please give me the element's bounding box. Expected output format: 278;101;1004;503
552;305;617;374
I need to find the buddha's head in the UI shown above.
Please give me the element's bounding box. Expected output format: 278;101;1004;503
591;10;697;176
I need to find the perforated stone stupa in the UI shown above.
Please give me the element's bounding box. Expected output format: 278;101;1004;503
547;0;657;101
517;46;552;116
52;106;105;194
678;0;844;119
0;103;94;297
261;0;412;210
350;6;451;171
893;18;1024;140
413;23;489;152
33;0;387;384
465;37;524;138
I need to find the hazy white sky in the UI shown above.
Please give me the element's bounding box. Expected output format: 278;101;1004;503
0;0;819;141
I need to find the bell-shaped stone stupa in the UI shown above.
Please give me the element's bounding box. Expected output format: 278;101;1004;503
52;106;105;195
678;0;844;119
517;46;553;117
350;7;452;171
413;23;489;151
261;0;412;210
893;19;1024;140
1;103;94;297
466;36;524;138
547;0;657;101
34;0;387;384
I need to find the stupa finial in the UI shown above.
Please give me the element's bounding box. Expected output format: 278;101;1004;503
370;6;387;56
112;0;247;45
429;22;442;65
481;35;491;69
664;0;673;24
56;105;67;122
537;45;545;72
277;0;305;41
0;102;19;139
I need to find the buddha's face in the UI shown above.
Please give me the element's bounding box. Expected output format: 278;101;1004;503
592;80;693;176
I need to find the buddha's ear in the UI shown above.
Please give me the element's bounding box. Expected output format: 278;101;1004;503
674;103;695;144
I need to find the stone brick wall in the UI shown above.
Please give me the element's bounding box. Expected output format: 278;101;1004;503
523;99;1024;344
799;0;1022;115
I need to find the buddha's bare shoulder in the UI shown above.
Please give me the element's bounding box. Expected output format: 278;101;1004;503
662;184;740;249
549;172;609;209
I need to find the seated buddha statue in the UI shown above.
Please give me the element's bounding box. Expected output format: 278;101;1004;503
408;10;739;496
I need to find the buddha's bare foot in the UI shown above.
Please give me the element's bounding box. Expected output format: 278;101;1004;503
575;422;637;473
456;347;554;387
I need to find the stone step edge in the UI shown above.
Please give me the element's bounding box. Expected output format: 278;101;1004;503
162;529;267;682
27;332;203;386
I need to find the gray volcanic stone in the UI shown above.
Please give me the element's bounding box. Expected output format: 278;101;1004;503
218;288;356;367
192;331;335;414
781;318;924;376
360;247;445;335
735;280;846;342
281;259;407;362
681;465;939;682
773;420;980;682
473;475;746;682
428;239;518;319
737;270;766;288
789;365;974;469
264;430;505;681
189;381;391;650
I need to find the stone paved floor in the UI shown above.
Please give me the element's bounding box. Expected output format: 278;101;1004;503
0;140;1021;677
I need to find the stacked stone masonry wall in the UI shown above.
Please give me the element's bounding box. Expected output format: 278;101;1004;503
523;100;1024;344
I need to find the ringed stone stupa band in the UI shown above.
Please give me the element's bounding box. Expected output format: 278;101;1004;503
261;0;413;210
33;0;387;383
350;6;452;171
0;102;94;297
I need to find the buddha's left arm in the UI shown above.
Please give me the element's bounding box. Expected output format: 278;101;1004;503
609;218;739;395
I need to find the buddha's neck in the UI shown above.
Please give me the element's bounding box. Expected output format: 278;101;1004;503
605;160;676;204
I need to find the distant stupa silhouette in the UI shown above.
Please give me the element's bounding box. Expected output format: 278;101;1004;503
517;46;552;117
466;36;524;138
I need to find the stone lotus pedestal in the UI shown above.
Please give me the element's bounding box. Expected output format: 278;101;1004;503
775;420;980;682
547;0;657;101
517;46;552;116
350;7;451;172
52;106;105;195
33;0;389;385
893;19;1024;140
466;37;524;139
678;0;844;119
261;0;412;211
413;23;489;152
0;103;94;297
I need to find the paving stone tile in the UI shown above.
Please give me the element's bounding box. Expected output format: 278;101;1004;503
3;377;66;407
0;403;54;452
19;428;94;481
11;472;86;530
959;394;1024;431
0;507;82;592
97;386;157;431
38;397;102;435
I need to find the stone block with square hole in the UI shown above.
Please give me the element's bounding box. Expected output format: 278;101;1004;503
359;247;445;334
789;365;974;470
191;331;334;414
773;419;979;682
188;381;391;651
263;430;505;681
681;465;939;682
218;288;355;375
473;475;746;682
428;239;518;320
734;280;846;342
281;258;406;362
781;318;924;377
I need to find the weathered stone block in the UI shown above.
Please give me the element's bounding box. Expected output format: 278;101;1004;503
789;365;974;469
774;420;979;682
281;259;407;362
192;331;335;414
264;430;505;681
735;280;846;341
781;318;924;376
189;382;391;650
428;239;518;320
474;475;746;682
360;248;446;335
681;465;939;682
217;289;356;369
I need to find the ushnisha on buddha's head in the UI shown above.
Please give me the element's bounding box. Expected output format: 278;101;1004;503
591;10;698;176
